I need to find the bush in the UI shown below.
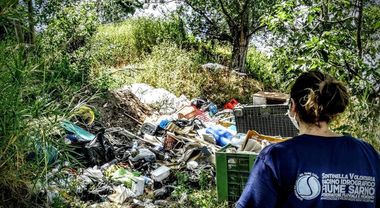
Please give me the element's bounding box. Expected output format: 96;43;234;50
332;96;380;151
90;17;187;67
134;43;203;98
246;48;278;89
133;16;187;53
0;3;100;205
90;21;138;67
40;1;98;84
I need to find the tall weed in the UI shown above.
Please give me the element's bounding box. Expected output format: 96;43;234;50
0;38;93;206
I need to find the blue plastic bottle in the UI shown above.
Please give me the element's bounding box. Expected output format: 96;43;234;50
205;126;233;146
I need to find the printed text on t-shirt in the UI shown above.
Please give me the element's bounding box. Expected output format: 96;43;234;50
321;173;376;203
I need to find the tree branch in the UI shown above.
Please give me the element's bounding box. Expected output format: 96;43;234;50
318;16;355;24
356;0;363;59
217;0;235;27
184;1;232;41
248;24;265;37
183;0;216;27
239;0;250;17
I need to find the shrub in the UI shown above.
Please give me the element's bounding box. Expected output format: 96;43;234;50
90;17;187;67
133;16;187;53
134;43;203;98
90;21;138;67
332;96;380;151
39;1;98;84
245;47;278;89
0;2;100;204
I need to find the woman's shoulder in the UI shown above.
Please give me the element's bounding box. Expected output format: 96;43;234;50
258;134;379;160
259;134;307;153
257;138;300;160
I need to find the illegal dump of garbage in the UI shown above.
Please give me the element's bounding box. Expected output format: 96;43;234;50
38;83;294;207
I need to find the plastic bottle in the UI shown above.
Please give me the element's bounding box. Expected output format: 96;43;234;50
205;126;234;146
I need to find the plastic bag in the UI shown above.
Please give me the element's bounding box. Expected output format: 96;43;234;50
85;130;115;166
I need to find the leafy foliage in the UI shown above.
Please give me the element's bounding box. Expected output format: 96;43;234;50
264;0;379;94
0;0;379;206
171;171;228;208
0;39;88;207
90;17;187;67
265;0;379;148
96;0;143;23
35;0;142;24
0;2;101;206
246;48;278;89
133;16;187;53
39;2;98;83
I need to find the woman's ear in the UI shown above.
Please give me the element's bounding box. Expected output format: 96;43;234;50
290;98;297;114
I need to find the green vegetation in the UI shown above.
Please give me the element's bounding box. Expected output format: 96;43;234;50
171;171;228;207
0;0;379;206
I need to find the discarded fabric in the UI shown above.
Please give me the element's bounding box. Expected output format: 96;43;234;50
108;185;135;204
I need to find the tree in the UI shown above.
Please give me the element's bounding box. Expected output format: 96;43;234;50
264;0;379;98
34;0;142;24
182;0;278;72
96;0;143;23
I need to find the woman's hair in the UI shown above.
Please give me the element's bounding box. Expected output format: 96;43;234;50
290;71;349;124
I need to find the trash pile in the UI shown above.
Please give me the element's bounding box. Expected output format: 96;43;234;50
42;83;286;207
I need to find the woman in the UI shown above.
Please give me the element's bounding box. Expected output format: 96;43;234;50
237;71;379;208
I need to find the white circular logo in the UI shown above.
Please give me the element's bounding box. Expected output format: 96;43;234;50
295;172;321;200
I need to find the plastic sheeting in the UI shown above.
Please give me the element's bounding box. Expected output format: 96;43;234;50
121;83;189;114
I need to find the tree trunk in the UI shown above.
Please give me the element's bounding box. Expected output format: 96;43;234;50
356;0;363;59
231;29;249;73
321;0;331;31
13;20;24;43
26;0;35;44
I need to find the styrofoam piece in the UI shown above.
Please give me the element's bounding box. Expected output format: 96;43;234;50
151;166;171;182
132;176;145;196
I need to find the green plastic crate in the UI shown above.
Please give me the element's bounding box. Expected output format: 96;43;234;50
216;146;257;202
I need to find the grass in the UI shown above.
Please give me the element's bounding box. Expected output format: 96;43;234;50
0;39;99;206
90;21;138;67
93;42;264;106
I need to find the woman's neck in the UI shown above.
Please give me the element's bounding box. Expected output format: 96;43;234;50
298;121;340;137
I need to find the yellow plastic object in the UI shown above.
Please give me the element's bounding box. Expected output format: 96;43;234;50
73;105;95;125
239;130;286;152
246;130;286;143
217;120;233;128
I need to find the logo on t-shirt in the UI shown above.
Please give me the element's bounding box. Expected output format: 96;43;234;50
295;172;321;200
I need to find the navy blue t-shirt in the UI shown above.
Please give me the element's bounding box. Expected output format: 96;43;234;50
237;134;380;208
